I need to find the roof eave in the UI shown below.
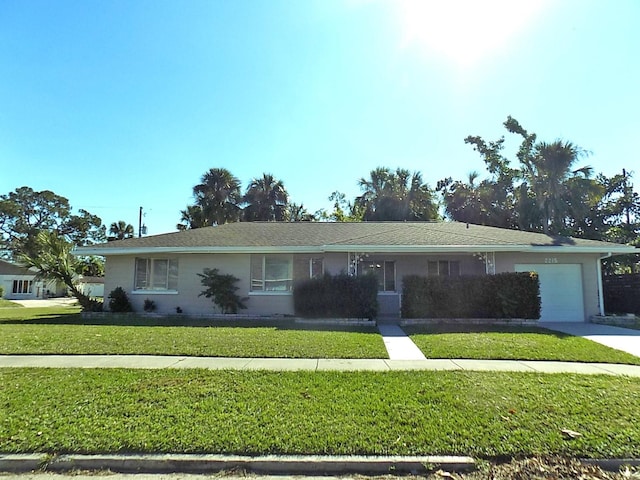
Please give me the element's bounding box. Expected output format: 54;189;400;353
74;244;637;256
72;246;325;256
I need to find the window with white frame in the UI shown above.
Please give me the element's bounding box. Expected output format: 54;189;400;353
251;254;293;292
359;260;396;292
251;254;323;292
427;260;460;277
12;280;33;294
134;258;179;291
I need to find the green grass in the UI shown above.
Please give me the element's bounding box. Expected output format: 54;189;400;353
1;368;639;458
405;324;640;365
0;306;386;358
0;299;22;308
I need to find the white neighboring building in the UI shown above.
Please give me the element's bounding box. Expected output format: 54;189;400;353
0;259;66;299
75;276;105;298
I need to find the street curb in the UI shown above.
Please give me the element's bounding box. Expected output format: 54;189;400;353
1;453;476;475
3;454;640;475
0;454;44;472
582;458;640;471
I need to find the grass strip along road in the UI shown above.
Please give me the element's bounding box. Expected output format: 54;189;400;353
1;369;639;459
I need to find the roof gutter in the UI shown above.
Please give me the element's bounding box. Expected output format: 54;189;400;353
72;245;326;256
73;244;638;257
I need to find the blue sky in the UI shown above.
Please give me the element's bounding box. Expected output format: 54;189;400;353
1;0;639;235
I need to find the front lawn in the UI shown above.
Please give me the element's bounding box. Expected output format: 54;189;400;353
0;299;22;308
0;306;386;358
405;324;640;365
1;369;638;458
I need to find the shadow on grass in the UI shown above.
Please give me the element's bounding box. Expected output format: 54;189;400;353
0;311;380;334
403;323;573;339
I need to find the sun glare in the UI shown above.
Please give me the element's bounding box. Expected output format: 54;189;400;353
396;0;549;68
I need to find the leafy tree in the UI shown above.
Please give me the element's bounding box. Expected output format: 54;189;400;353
286;203;316;222
108;220;135;241
198;268;247;313
438;172;514;228
243;173;289;221
598;170;640;273
317;191;364;222
0;186;105;258
453;117;609;237
74;256;105;277
356;167;438;221
599;170;640;243
17;230;97;311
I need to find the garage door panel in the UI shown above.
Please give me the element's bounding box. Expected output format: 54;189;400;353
514;264;584;322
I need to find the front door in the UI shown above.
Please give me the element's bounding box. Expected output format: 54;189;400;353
377;293;401;319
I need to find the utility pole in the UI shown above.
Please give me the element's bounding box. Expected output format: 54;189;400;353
138;206;143;238
622;169;631;227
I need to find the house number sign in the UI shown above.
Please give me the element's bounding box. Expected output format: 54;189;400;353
544;257;558;264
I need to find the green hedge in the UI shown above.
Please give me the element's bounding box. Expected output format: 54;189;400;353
294;273;378;320
402;272;540;319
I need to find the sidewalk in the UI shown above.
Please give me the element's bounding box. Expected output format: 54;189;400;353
2;354;640;376
378;324;427;360
10;298;78;308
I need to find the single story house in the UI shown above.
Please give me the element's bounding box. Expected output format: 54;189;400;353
74;221;637;322
0;259;65;300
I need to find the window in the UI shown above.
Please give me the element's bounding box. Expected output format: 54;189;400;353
251;254;293;292
135;258;178;291
12;280;33;294
360;260;396;292
427;260;460;276
251;255;323;292
293;256;323;283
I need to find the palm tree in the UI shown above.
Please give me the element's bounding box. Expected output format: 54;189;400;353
356;167;438;221
108;220;134;241
193;168;242;226
18;231;94;310
176;205;207;231
243;173;289;221
521;140;589;234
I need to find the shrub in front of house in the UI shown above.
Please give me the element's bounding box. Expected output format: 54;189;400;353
402;272;540;319
143;298;156;312
198;268;247;314
108;286;133;313
294;273;378;319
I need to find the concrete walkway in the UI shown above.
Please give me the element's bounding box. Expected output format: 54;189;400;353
543;322;640;357
2;354;640;376
10;298;78;308
377;324;427;360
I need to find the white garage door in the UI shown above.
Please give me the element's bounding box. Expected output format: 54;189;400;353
514;264;585;322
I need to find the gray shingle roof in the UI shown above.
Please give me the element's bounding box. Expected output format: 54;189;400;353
0;259;34;276
73;221;637;255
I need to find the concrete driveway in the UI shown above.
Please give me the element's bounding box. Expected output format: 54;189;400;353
10;297;79;308
543;322;640;358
